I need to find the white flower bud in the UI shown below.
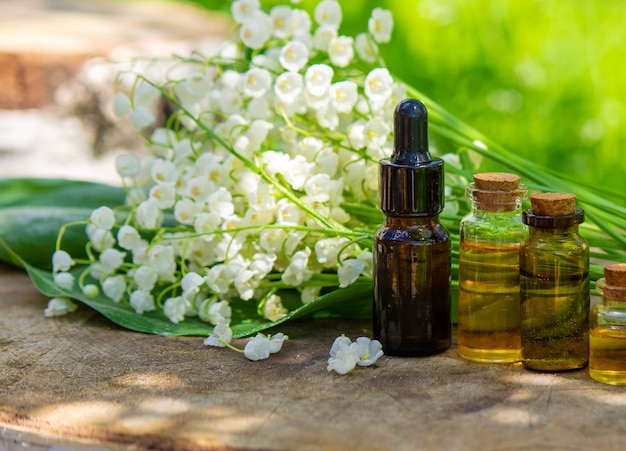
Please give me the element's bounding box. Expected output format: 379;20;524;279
338;258;366;288
130;107;156;130
368;8;393;43
100;248;126;272
91;206;115;230
244;334;272;361
240;12;271;49
115;154;140;177
243;67;272;98
133;265;158;292
203;321;232;347
279;40;309;72
102;275;126;303
129;290;156;314
263;294;288;321
314;0;342;28
163;296;188;324
52;250;75;273
44;297;77;317
82;284;100;299
328;36;354;68
112;92;130;116
53;272;75;291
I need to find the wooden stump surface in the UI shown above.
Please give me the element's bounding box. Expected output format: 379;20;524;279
0;0;228;108
1;263;625;450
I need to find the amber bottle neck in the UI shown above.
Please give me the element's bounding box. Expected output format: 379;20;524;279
383;214;441;228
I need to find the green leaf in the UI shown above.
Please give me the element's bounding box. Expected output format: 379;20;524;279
0;207;92;269
0;178;126;269
229;280;373;337
16;250;373;338
0;178;125;208
23;262;215;336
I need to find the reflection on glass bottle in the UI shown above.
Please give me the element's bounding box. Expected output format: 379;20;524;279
590;264;626;385
520;193;589;371
373;98;451;356
457;173;527;363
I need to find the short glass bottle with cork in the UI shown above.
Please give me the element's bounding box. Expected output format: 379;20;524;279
520;193;590;371
589;263;626;385
373;98;451;356
457;172;527;363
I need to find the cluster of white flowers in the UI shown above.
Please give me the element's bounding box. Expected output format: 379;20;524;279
50;0;401;356
327;335;383;375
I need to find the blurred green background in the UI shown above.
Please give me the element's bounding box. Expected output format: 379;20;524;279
184;0;626;197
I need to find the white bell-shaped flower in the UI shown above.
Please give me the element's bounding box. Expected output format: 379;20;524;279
243;67;272;98
314;0;342;28
263;294;288;321
53;272;75;291
279;40;309;72
133;265;158;292
244;334;272;361
338;258;366;287
44;298;77;317
129;290;156;315
204;321;233;347
231;0;260;24
240;12;271;49
52;250;75;273
368;7;393;44
91;206;115;230
102;275;126;303
163;296;189;324
274;72;303;103
115;154;140;177
364;67;393;101
328;36;354;68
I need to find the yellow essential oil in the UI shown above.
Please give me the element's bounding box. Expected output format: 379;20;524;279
458;241;523;362
520;193;589;372
457;172;527;363
589;264;626;385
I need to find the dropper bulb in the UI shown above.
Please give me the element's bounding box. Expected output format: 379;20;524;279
393;98;431;165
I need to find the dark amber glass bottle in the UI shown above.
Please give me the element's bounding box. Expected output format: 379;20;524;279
373;98;451;356
520;193;589;371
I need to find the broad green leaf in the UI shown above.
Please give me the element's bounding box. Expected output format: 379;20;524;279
229;280;373;337
0;178;125;208
0;179;126;269
23;262;213;336
0;207;92;269
19;255;373;338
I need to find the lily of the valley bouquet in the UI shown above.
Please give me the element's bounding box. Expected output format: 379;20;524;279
42;0;404;343
2;0;625;362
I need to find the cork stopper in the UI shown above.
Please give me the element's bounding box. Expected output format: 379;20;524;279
605;264;626;287
530;193;576;216
474;172;520;191
599;264;626;301
469;172;525;212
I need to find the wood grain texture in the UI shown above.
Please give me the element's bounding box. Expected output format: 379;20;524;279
1;263;625;450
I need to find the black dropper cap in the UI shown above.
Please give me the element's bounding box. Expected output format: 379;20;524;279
379;98;444;215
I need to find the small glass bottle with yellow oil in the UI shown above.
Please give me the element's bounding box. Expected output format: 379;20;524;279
590;264;626;385
520;193;589;371
457;172;527;363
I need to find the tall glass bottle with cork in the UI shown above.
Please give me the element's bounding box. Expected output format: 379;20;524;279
520;193;589;371
457;172;527;363
590;263;626;385
373;98;451;356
